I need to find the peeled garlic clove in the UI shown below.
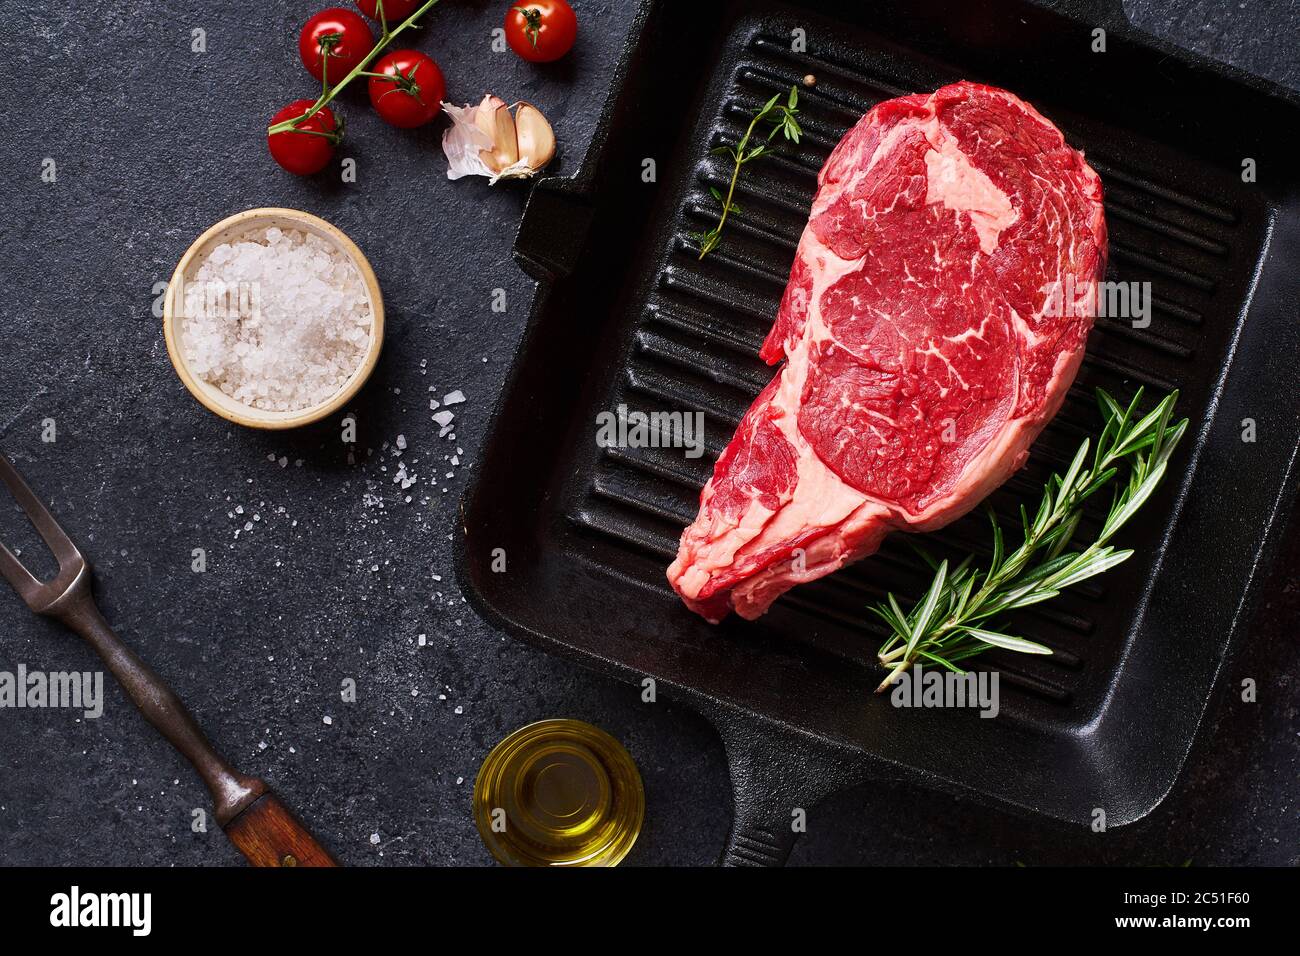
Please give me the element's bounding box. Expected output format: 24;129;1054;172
474;94;507;143
479;101;521;174
514;102;556;171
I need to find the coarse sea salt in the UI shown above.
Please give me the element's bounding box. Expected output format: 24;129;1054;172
181;227;372;412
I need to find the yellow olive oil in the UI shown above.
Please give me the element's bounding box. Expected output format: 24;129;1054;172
473;719;644;866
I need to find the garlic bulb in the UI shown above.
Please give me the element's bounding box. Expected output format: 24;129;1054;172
441;95;556;183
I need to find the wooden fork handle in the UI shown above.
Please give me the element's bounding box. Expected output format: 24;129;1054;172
52;574;336;866
224;792;338;867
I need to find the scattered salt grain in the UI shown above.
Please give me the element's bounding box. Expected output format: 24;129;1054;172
323;715;333;726
443;390;465;405
181;226;372;412
432;411;454;427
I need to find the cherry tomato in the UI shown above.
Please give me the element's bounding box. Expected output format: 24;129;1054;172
298;8;374;85
356;0;421;21
268;100;340;175
367;50;446;128
505;1;577;63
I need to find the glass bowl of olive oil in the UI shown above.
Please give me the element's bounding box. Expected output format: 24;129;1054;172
473;719;644;867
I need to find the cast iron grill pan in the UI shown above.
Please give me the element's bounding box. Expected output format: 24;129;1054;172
458;0;1300;864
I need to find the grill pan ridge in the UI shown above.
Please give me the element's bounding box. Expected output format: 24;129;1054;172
458;0;1300;864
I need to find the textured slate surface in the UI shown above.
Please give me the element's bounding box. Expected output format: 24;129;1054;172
0;0;1294;866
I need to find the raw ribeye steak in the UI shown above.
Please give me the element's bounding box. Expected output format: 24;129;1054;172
668;81;1107;622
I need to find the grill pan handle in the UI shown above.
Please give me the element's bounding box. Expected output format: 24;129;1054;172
721;746;804;867
714;713;865;867
513;179;595;283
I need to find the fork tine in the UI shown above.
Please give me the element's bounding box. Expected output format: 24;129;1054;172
0;454;81;566
0;542;43;604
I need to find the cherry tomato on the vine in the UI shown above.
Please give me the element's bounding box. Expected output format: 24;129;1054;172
268;100;340;175
505;0;577;63
356;0;421;21
298;8;375;84
367;50;446;128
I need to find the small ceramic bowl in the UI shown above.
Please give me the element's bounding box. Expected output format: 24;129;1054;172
163;207;384;430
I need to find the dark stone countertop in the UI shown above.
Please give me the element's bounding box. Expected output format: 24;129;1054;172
0;0;1294;866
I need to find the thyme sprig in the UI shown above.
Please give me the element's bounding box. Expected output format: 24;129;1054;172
695;86;802;259
873;388;1188;693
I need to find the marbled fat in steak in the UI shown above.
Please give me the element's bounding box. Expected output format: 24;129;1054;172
668;81;1107;622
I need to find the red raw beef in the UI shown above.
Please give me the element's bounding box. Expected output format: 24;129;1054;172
668;81;1107;622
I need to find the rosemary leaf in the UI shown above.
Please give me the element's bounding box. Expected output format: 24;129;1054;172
960;628;1053;655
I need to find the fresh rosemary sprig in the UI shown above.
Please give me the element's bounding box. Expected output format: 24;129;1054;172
873;387;1189;693
695;86;802;259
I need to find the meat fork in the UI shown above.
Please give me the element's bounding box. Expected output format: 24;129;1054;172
0;453;336;866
